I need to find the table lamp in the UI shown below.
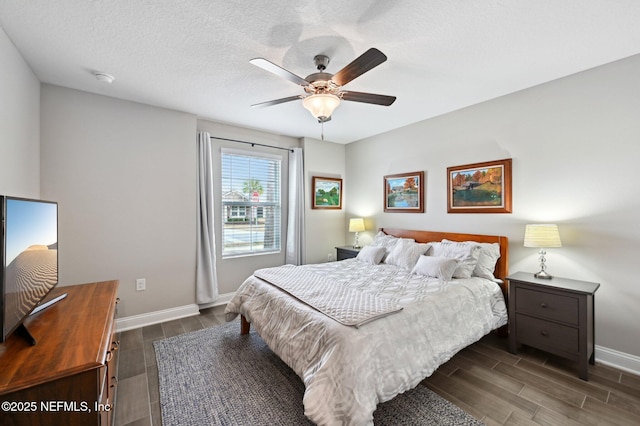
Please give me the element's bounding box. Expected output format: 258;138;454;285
524;224;562;279
349;218;365;248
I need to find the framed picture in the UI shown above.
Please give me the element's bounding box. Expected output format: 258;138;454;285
312;176;342;209
384;171;424;213
447;158;512;213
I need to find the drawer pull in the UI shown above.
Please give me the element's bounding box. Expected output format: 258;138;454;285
540;330;549;337
106;351;113;363
540;303;548;308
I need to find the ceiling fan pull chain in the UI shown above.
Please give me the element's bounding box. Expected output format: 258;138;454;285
321;121;324;141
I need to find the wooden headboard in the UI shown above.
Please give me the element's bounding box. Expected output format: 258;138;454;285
380;228;509;284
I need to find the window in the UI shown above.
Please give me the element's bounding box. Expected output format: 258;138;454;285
221;149;281;257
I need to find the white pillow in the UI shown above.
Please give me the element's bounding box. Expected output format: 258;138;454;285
371;231;414;262
442;239;501;280
385;239;432;270
371;231;395;246
431;241;481;278
411;255;458;281
356;245;386;265
473;243;501;280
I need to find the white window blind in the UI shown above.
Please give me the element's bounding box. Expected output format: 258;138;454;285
221;149;281;257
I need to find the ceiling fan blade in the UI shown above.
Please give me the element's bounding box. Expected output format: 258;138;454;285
251;95;303;108
332;48;388;86
250;58;310;87
341;91;396;106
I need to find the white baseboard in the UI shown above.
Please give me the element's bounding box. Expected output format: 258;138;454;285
116;304;200;332
596;345;640;376
115;298;640;376
115;292;235;332
197;292;235;310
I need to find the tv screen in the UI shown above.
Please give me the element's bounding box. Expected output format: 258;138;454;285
1;196;58;343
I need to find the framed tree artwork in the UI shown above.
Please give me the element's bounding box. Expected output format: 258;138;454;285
447;158;512;213
384;171;424;213
312;176;342;209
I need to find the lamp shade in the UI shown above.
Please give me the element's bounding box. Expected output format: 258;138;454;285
302;94;341;121
349;218;365;233
524;224;562;248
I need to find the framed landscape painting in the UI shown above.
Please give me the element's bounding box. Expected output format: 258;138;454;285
447;158;512;213
312;176;342;209
384;171;424;213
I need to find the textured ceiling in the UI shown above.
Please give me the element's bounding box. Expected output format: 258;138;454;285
1;1;640;143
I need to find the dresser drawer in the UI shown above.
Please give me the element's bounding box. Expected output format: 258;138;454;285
516;314;579;356
515;287;579;325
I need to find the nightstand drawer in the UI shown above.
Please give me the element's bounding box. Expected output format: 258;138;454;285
516;314;579;356
336;246;360;260
515;287;579;325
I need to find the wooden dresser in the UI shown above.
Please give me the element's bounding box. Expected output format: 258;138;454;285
0;280;120;425
507;272;599;380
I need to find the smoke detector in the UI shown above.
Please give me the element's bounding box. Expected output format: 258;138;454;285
94;72;115;84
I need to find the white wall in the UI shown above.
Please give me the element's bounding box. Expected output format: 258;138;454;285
0;26;40;197
40;85;197;319
346;54;640;360
302;137;347;264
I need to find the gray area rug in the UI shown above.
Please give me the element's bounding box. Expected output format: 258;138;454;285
154;321;485;425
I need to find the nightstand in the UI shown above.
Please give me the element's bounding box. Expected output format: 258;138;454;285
335;246;361;260
506;272;600;380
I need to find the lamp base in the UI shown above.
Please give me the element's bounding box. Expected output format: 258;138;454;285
533;248;553;279
352;232;361;250
534;270;553;279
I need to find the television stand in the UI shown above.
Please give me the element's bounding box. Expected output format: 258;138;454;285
30;292;67;315
14;323;37;346
14;293;68;345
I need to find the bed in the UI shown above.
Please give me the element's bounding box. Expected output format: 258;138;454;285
225;228;509;425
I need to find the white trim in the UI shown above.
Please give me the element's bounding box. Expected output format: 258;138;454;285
114;301;640;377
115;292;236;332
198;292;235;310
116;304;200;332
596;345;640;376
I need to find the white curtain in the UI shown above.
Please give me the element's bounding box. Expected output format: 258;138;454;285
286;147;305;265
196;131;218;304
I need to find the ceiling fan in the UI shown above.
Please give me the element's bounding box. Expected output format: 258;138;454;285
250;48;396;123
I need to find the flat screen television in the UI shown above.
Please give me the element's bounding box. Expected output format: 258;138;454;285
1;196;59;344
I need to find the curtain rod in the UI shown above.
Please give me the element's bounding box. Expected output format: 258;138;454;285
209;136;294;153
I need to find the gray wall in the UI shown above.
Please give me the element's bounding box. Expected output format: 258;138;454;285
302;137;347;264
0;26;40;197
40;85;197;319
345;54;640;359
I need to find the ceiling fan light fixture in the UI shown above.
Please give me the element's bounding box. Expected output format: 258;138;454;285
302;93;341;122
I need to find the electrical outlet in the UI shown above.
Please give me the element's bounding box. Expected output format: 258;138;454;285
136;278;146;291
327;253;334;262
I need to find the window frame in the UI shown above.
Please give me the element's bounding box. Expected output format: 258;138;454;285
220;148;283;258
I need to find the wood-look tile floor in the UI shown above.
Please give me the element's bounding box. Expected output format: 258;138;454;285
115;307;640;426
113;305;228;426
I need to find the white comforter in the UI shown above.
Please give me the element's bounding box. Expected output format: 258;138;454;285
225;259;507;426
